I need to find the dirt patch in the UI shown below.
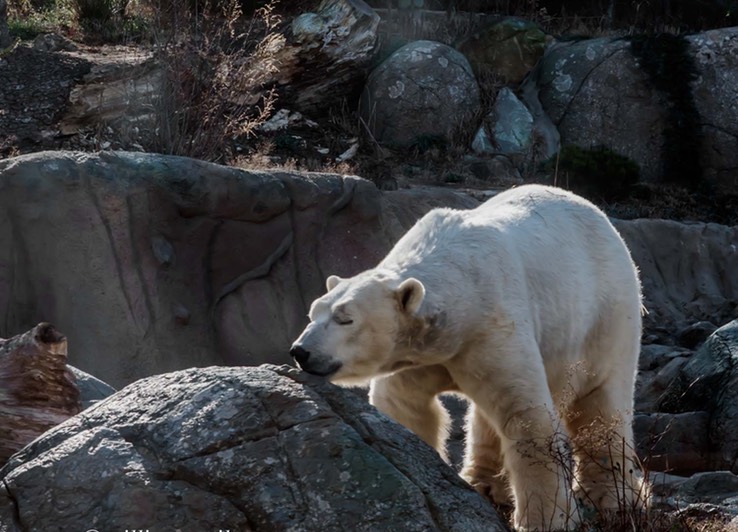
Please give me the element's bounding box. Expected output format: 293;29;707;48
0;45;90;156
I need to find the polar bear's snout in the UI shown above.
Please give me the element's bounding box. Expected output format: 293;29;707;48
289;344;311;365
290;340;343;378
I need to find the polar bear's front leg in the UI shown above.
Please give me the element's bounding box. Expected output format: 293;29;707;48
460;403;513;506
448;351;578;531
369;365;455;462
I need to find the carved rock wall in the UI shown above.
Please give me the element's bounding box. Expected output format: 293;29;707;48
1;151;736;386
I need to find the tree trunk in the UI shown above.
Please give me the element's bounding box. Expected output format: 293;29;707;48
0;0;10;49
0;323;81;464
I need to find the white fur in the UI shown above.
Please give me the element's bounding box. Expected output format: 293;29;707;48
292;185;646;531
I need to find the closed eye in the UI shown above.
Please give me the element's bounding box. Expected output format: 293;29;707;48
333;315;354;325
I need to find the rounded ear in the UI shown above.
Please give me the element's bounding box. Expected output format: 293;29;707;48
326;275;342;292
396;278;425;315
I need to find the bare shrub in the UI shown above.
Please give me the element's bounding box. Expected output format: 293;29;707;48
144;0;280;162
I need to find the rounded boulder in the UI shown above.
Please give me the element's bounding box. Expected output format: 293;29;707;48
360;40;481;148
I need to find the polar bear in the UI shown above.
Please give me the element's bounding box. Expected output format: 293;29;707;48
290;185;646;531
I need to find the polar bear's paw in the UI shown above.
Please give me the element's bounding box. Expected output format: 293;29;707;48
461;467;513;508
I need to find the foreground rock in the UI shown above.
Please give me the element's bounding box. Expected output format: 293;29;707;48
0;323;80;464
0;365;506;531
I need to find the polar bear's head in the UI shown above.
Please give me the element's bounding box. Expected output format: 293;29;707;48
289;271;429;385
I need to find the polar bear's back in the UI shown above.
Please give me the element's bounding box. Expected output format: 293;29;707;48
382;184;641;377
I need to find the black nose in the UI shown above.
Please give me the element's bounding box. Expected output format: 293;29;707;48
290;345;310;365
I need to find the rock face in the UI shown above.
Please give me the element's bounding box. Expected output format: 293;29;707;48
612;219;738;335
0;151;477;386
360;40;481;147
534;37;667;182
688;28;738;193
0;365;506;531
0;323;80;464
1;152;737;388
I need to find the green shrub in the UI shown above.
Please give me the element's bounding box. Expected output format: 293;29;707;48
7;2;76;40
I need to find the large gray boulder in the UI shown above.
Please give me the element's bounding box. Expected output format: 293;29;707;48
360;40;481;148
533;36;667;182
0;365;506;531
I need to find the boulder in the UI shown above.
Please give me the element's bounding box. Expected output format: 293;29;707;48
533;28;738;192
0;365;506;531
359;40;481;148
1;152;737;388
473;87;534;156
471;86;558;169
660;320;738;472
534;36;667;183
457;17;546;84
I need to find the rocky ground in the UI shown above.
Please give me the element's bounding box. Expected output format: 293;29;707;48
1;29;737;226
